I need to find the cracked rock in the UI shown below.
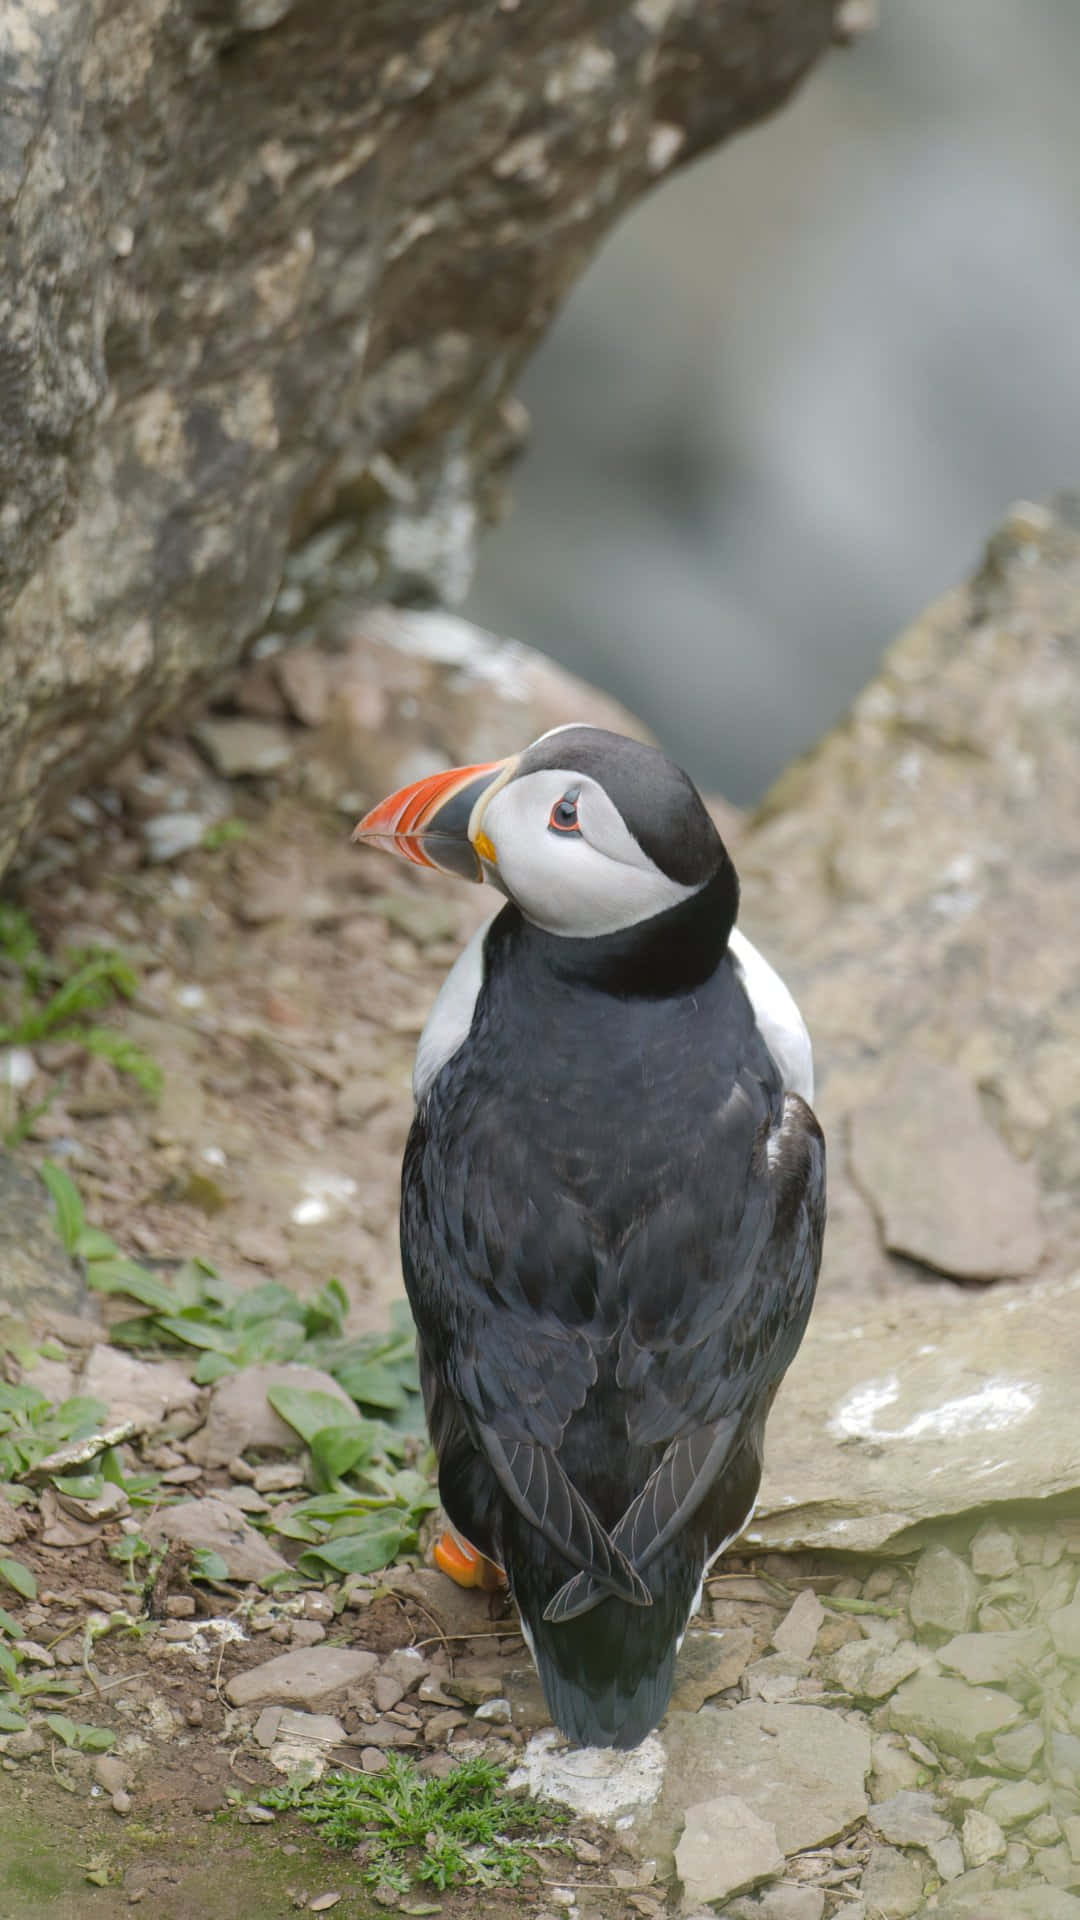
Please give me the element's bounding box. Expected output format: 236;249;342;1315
868;1790;951;1849
850;1057;1045;1279
908;1545;979;1637
888;1673;1022;1761
225;1646;377;1708
860;1843;926;1918
145;1495;289;1583
675;1795;783;1912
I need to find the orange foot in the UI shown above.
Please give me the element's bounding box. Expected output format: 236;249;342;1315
433;1529;506;1592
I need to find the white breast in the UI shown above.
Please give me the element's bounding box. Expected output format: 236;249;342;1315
413;917;491;1103
728;927;814;1104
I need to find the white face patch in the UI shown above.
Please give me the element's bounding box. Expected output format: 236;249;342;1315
480;768;699;937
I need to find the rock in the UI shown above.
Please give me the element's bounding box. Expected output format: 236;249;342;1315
4;1729;46;1759
931;1836;966;1882
225;1646;377;1709
909;1547;979;1637
888;1673;1022;1761
142;811;219;863
193;719;294;779
189;1363;356;1467
79;1344;201;1430
934;1893;1080;1920
995;1720;1045;1773
727;1890;825;1920
266;1708;348;1778
443;1664;504;1708
970;1523;1020;1579
729;505;1080;1550
93;1755;130;1794
961;1809;1007;1867
869;1733;923;1799
509;1727;667;1825
829;1637;924;1701
860;1844;927;1919
850;1058;1045;1280
938;1626;1050;1687
984;1780;1051;1826
749;1268;1080;1552
1049;1601;1080;1662
144;1496;289;1583
378;1566;495;1645
473;1697;511;1724
275;648;330;728
372;1674;406;1714
770;1591;825;1660
634;1704;870;1871
675;1796;783;1912
868;1790;951;1849
670;1627;755;1712
0;0;835;879
0;1154;93;1319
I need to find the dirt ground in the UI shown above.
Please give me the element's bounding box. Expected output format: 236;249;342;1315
0;713;674;1917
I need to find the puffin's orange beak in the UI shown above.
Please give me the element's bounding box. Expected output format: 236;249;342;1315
352;757;513;883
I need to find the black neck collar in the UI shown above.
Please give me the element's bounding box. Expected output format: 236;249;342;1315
507;860;739;999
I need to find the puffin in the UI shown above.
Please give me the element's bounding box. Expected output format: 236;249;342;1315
354;724;824;1749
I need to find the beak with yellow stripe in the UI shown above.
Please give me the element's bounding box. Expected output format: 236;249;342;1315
352;756;516;883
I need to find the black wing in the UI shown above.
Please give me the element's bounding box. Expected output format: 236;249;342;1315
545;1092;825;1621
403;1004;823;1618
401;1102;650;1608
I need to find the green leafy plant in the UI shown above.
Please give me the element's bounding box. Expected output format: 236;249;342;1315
0;1381;110;1484
42;1713;116;1752
0;1611;84;1733
261;1754;563;1894
0;903;161;1106
41;1165;434;1581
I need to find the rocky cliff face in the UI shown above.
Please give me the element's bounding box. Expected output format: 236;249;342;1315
736;497;1080;1549
0;0;838;879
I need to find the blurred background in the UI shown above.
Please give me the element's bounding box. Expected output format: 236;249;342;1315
466;0;1080;803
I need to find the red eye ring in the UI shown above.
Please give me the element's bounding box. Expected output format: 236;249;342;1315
548;794;581;834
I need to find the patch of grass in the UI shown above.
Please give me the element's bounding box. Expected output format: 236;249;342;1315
261;1754;564;1894
201;817;250;851
0;903;162;1141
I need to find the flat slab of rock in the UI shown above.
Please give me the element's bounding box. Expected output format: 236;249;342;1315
189;1362;356;1467
632;1702;869;1870
851;1059;1045;1280
751;1270;1080;1552
888;1673;1022;1761
675;1794;783;1912
226;1645;377;1709
938;1627;1050;1687
145;1496;289;1583
80;1344;201;1429
670;1627;755;1712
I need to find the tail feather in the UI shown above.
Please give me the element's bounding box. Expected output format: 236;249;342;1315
511;1516;701;1748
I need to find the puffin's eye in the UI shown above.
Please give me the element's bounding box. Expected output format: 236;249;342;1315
548;792;581;835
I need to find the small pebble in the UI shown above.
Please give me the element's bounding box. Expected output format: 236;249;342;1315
165;1595;197;1618
112;1790;132;1816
